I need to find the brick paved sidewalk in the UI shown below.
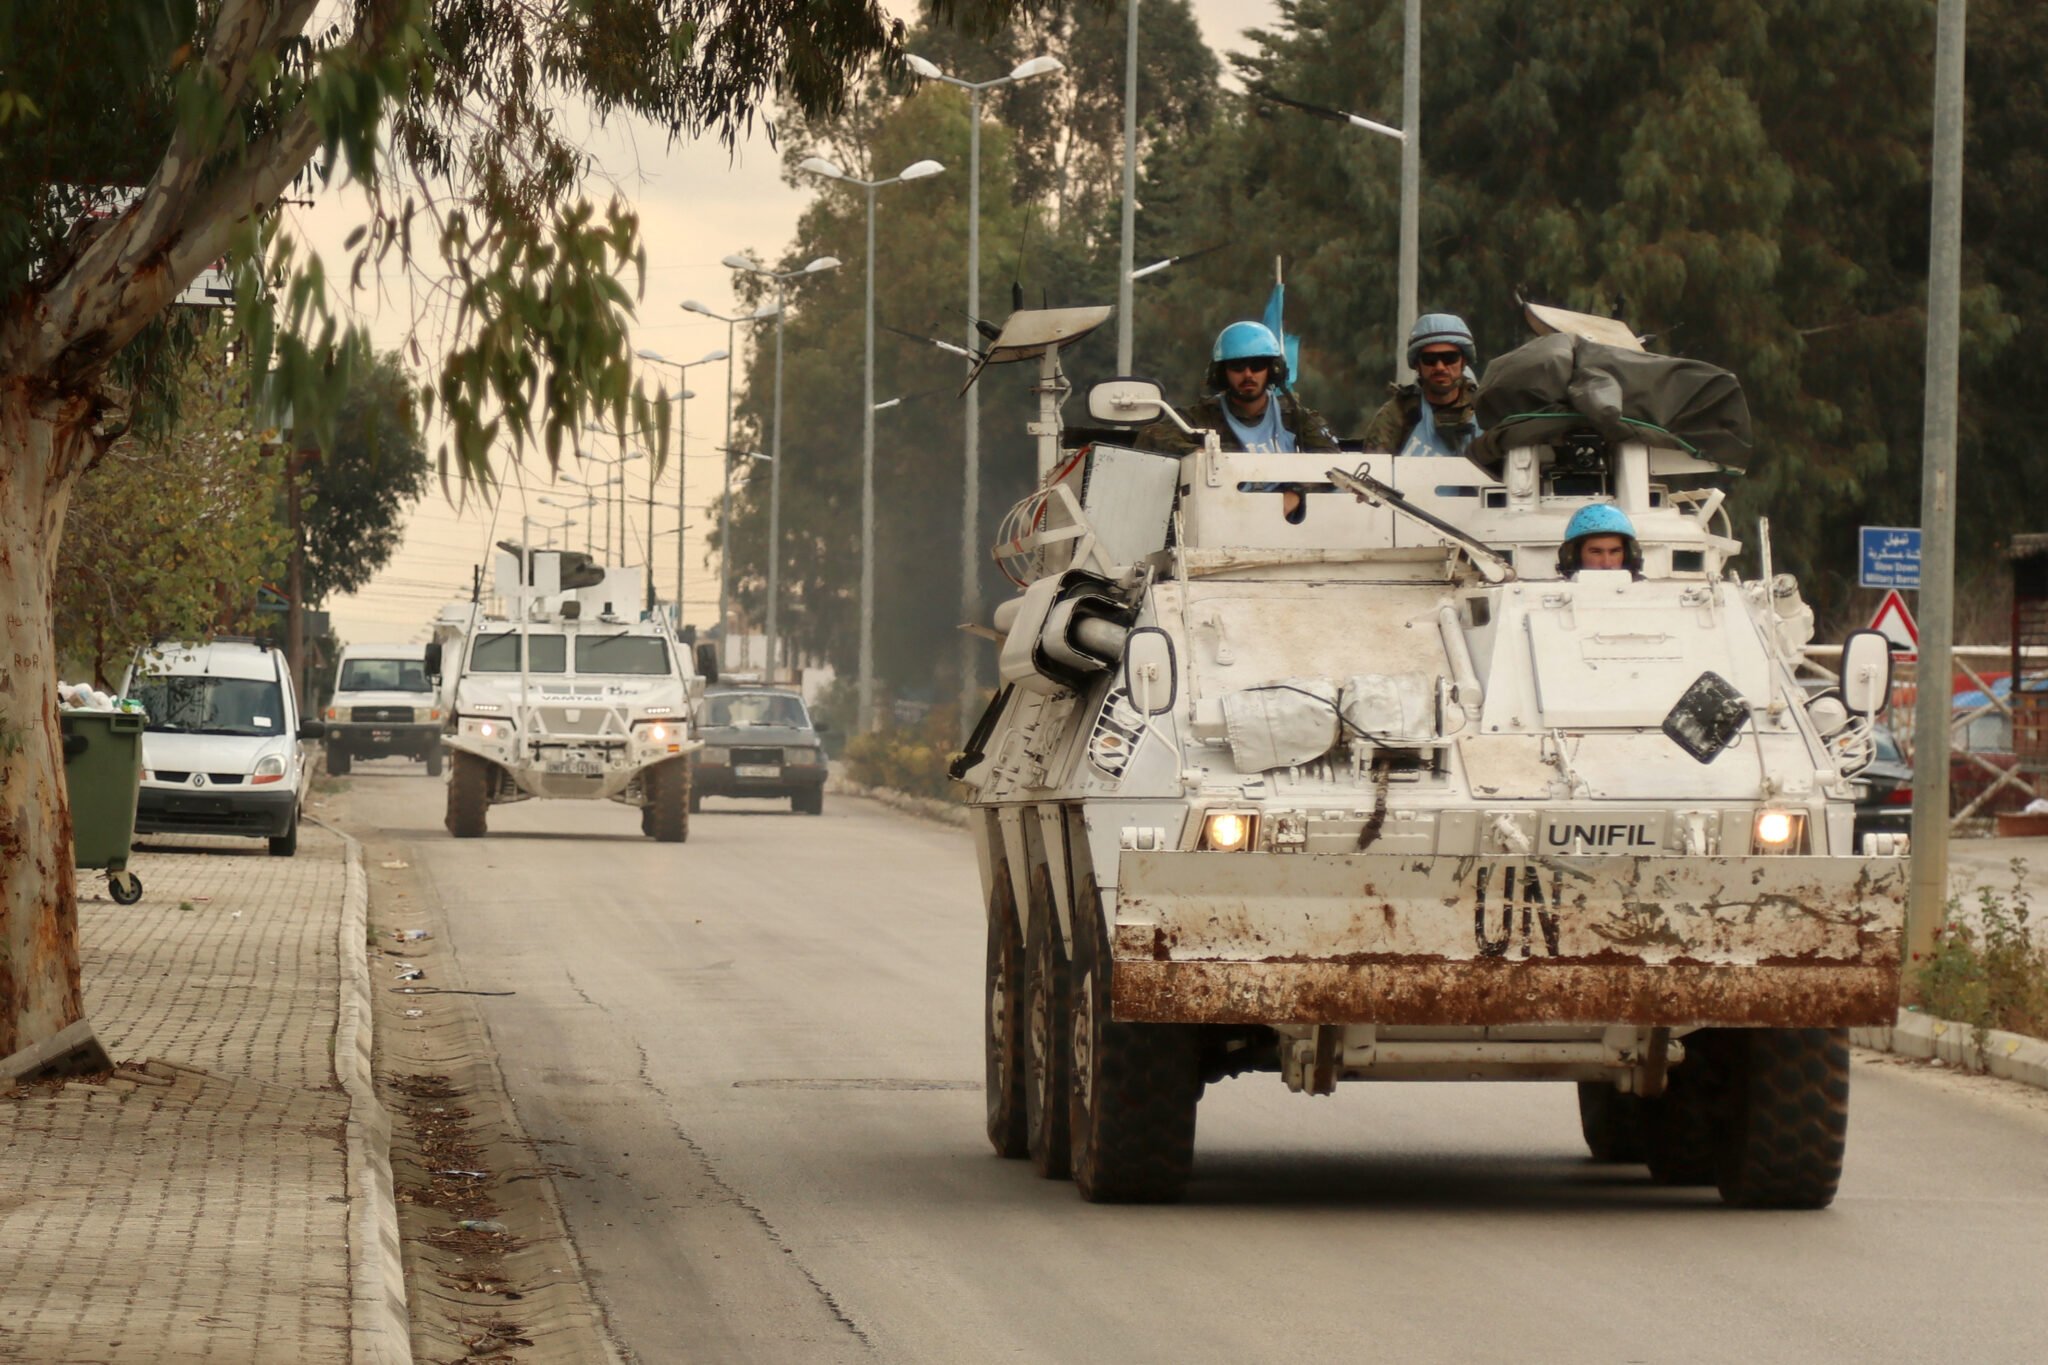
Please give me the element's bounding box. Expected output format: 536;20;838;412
0;829;376;1364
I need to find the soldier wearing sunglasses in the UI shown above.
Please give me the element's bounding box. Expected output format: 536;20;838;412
1361;312;1483;456
1136;320;1339;459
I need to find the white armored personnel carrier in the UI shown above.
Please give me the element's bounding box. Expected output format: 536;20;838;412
430;544;709;841
954;305;1906;1207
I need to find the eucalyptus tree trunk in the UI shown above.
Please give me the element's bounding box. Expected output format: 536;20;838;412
0;392;96;1068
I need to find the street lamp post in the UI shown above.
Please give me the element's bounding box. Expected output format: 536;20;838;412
1118;0;1139;373
681;300;779;661
579;424;647;569
718;255;840;682
903;52;1062;732
796;155;945;730
539;493;596;555
636;346;729;622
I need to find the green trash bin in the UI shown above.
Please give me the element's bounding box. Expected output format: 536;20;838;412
61;709;145;904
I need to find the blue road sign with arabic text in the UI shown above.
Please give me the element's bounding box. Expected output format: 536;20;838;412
1859;526;1921;589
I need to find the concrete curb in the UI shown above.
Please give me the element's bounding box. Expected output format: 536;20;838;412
317;817;414;1365
1852;1010;2048;1090
824;771;970;827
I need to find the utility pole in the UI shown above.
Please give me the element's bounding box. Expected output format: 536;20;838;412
1397;0;1421;378
1907;0;1968;972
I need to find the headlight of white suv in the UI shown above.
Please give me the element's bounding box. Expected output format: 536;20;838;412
252;754;287;785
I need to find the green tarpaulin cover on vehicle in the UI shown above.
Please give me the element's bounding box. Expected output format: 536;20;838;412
1469;333;1752;473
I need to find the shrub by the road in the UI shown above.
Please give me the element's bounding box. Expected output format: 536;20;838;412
1913;860;2048;1046
842;710;963;802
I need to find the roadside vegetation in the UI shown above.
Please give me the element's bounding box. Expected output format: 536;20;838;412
842;708;964;802
1913;860;2048;1047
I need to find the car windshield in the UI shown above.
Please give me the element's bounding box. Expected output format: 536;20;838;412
704;692;809;728
575;635;671;675
339;658;429;692
131;676;286;737
469;632;567;673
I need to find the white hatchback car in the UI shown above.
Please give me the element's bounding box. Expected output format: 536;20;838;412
123;639;324;856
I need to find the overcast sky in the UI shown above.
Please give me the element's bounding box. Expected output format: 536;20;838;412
316;1;1281;645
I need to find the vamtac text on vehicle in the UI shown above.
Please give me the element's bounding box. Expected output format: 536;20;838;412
952;303;1906;1208
433;543;709;842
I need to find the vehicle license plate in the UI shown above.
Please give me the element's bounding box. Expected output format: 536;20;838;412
548;758;603;777
735;764;781;779
370;729;393;742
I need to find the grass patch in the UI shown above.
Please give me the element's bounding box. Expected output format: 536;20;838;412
1912;859;2048;1049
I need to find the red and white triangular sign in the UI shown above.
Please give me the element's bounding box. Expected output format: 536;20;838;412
1869;588;1919;660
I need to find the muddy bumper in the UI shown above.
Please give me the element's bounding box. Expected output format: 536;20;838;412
1110;852;1907;1029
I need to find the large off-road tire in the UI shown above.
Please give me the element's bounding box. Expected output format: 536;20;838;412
1646;1033;1731;1186
647;758;690;843
1023;865;1071;1180
326;744;351;776
424;745;443;777
1068;884;1201;1204
1577;1082;1650;1163
984;874;1029;1159
267;805;300;857
446;751;491;838
1715;1028;1851;1210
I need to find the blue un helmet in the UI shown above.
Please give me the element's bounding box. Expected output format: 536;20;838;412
1406;312;1478;370
1208;320;1287;392
1557;502;1642;576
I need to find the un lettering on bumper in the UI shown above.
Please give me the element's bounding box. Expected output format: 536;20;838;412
1111;852;1907;1029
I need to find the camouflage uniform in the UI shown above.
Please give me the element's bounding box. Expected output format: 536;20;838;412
1359;377;1480;454
1135;392;1341;456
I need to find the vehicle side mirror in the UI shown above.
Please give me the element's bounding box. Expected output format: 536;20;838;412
423;642;442;679
1840;629;1892;716
1122;626;1177;716
298;720;327;741
695;642;720;684
1088;378;1166;427
813;721;832;735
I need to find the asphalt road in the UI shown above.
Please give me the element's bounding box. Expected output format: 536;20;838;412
336;766;2048;1364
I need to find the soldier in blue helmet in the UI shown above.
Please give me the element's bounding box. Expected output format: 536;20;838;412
1556;503;1644;577
1361;312;1482;456
1137;320;1339;458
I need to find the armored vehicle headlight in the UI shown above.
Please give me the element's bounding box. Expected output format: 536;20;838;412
1752;808;1805;852
1201;810;1257;852
470;702;502;713
643;722;671;743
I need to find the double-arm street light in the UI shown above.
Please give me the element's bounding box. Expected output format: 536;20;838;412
902;51;1062;732
707;256;840;680
796;155;945;730
566;440;643;566
538;493;597;555
680;298;780;656
635;346;729;622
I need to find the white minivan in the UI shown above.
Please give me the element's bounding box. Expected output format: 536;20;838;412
123;639;324;856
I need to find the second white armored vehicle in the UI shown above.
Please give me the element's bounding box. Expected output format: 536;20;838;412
431;545;708;841
954;305;1907;1208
